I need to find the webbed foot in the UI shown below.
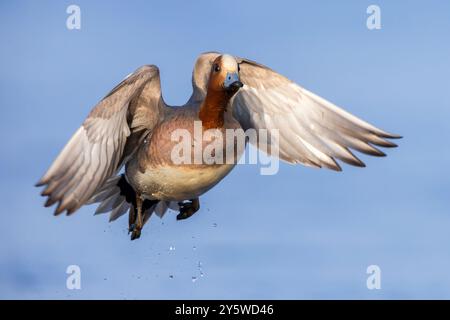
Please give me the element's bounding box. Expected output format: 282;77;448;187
176;198;200;220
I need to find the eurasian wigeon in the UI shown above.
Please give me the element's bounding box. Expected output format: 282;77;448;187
37;52;400;240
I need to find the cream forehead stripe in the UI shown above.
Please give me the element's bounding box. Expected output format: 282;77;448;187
220;54;238;71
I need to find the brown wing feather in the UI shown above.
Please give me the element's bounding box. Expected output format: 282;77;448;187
232;57;400;170
37;65;166;215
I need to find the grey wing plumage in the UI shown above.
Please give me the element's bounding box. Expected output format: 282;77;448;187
37;65;166;215
232;57;401;171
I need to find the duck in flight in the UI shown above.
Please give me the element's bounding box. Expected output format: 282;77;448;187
37;52;400;240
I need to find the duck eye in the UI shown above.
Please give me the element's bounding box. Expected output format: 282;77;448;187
214;64;221;73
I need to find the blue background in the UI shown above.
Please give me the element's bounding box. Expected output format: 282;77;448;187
1;0;449;299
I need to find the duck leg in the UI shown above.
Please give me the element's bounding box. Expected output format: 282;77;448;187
177;198;200;220
130;196;143;240
128;205;137;233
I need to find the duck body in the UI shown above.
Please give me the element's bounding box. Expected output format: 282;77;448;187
126;104;243;202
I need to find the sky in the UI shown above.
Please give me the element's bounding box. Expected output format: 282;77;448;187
0;0;449;299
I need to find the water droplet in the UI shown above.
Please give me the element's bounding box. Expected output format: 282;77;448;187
169;246;176;251
192;276;198;283
212;223;217;227
192;246;197;251
169;275;174;279
197;261;204;277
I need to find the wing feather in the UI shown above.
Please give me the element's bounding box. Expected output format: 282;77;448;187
37;65;166;215
232;57;400;170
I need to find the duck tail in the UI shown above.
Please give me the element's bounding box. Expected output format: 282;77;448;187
87;174;178;222
86;175;130;221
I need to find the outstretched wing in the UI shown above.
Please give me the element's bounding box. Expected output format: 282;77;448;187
232;57;401;171
37;65;166;215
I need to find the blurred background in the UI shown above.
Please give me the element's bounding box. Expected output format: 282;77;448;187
0;0;449;299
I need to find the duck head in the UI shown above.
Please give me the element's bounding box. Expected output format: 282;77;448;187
199;54;243;129
208;54;243;95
